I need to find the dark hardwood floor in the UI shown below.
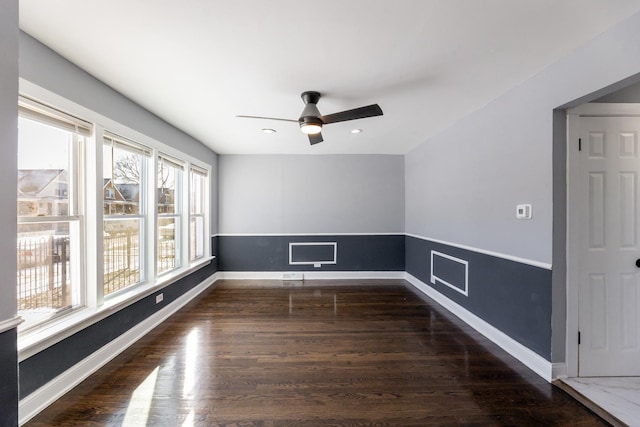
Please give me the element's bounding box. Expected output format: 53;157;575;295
26;280;606;426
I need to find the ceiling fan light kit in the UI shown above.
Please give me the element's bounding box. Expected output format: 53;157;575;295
300;122;322;135
238;90;383;145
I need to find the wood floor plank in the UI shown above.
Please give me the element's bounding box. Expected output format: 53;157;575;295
25;280;607;426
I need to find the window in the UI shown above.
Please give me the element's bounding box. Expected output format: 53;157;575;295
17;93;211;334
190;166;207;261
17;97;91;328
103;133;150;296
157;155;183;274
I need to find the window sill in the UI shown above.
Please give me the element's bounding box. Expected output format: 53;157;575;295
18;256;214;362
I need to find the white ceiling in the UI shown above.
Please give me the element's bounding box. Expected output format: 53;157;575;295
19;0;640;155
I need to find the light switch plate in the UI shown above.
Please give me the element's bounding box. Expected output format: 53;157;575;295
516;204;532;219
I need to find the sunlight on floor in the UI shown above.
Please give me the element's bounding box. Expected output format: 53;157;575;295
121;366;160;426
182;410;195;427
183;328;200;398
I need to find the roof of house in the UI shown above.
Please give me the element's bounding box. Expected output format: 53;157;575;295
18;169;65;196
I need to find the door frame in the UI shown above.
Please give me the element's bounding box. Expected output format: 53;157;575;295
566;102;640;378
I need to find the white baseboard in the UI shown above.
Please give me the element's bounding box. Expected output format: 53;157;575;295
18;272;220;426
302;271;405;280
217;271;405;281
217;271;284;280
405;273;553;382
552;362;568;379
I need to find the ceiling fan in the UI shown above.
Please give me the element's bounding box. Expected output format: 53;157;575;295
237;91;383;145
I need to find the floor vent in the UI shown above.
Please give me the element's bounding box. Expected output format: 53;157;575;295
283;272;304;281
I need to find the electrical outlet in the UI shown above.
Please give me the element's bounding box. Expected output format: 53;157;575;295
156;293;164;304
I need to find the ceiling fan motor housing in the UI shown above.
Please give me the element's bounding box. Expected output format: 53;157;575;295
299;106;322;123
300;91;321;105
299;92;322;122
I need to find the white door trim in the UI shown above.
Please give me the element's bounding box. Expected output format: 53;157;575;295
566;102;640;378
569;102;640;117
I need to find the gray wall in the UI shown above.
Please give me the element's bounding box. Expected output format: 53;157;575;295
406;11;640;266
0;1;19;425
406;11;640;363
1;0;18;324
19;32;219;234
404;85;552;263
595;79;640;102
219;154;404;235
406;236;552;359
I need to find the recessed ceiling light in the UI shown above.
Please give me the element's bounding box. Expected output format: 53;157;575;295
261;128;276;134
351;129;363;134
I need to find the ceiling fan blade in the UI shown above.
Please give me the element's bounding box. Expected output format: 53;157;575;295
236;115;298;123
308;132;323;145
320;104;383;124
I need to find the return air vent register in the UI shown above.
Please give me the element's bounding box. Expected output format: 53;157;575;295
289;242;337;268
430;250;469;296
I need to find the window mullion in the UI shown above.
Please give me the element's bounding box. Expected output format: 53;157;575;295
148;152;158;281
178;169;185;268
203;168;211;261
184;164;191;264
87;127;104;307
72;133;86;310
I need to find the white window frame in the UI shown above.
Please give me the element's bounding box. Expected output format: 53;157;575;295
17;97;89;330
156;154;184;275
102;132;152;299
17;80;212;360
189;165;208;262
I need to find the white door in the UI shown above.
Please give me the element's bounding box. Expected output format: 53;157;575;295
579;115;640;376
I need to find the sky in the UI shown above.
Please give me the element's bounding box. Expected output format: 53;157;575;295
18;117;70;170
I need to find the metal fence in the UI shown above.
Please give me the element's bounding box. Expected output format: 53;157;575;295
18;232;177;311
17;235;70;312
158;238;176;273
103;230;141;296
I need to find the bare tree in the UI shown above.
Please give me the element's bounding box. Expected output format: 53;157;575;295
113;155;171;187
113;155;141;184
157;160;172;189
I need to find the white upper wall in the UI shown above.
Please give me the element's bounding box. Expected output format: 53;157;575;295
0;0;18;322
219;155;404;235
405;11;640;265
